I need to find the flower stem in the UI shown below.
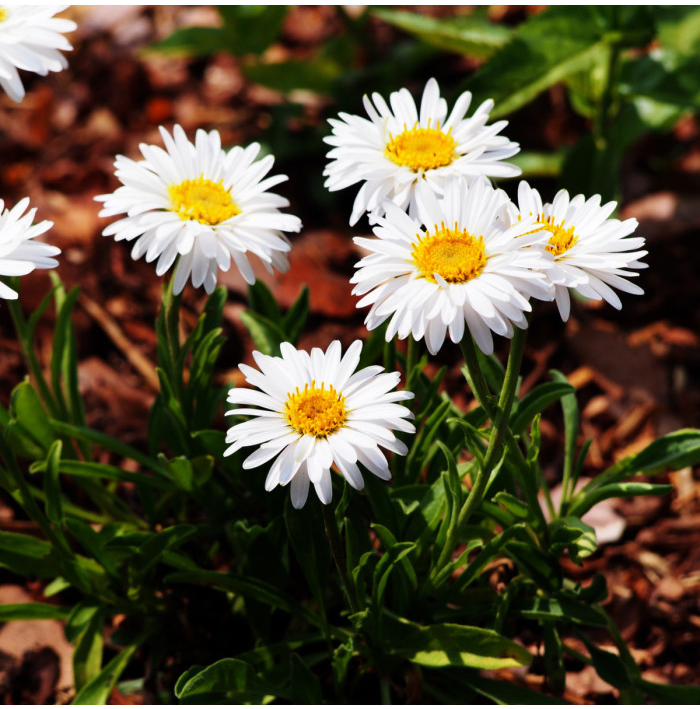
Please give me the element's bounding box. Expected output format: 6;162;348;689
433;327;528;579
322;504;362;616
6;296;60;418
460;333;550;527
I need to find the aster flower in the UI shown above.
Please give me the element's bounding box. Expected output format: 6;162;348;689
324;77;521;226
0;6;76;104
507;182;647;321
224;340;415;509
351;178;554;355
95;125;302;294
0;197;60;300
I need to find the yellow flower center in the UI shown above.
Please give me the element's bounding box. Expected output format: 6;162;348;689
284;381;347;438
385;122;456;172
0;8;7;22
539;217;578;257
412;222;487;284
168;177;240;225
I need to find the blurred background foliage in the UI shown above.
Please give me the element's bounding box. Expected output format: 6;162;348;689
151;5;700;210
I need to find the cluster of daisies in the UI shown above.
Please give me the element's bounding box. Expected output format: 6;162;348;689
0;9;647;509
326;78;647;355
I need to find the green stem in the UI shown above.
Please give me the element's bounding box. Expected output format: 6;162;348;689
433;328;528;575
6;297;61;419
322;504;362;616
460;335;550;528
405;336;418;384
593;40;621;144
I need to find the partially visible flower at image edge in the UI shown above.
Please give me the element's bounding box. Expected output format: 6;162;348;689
0;5;76;104
95;125;302;295
324;77;521;226
0;197;60;299
351;177;554;356
507;181;648;321
224;340;415;509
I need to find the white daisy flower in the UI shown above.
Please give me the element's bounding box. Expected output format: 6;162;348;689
351;177;554;356
224;340;415;509
0;197;60;300
507;181;647;321
324;77;521;226
95;125;302;295
0;6;76;104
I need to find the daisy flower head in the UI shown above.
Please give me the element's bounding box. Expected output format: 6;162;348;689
224;340;415;509
96;125;302;295
508;181;647;321
324;77;521;226
0;6;76;103
351;177;554;356
0;197;60;300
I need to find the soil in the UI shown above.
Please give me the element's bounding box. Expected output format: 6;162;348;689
0;6;699;704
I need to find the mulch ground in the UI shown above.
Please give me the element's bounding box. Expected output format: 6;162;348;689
0;6;699;704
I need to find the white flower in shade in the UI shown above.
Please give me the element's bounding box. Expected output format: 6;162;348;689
0;6;76;103
351;177;554;356
324;77;521;226
95;125;302;294
507;181;647;321
224;340;415;509
0;197;60;299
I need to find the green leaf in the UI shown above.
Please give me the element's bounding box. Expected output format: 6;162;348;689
549;516;597;563
516;596;607;627
493;491;531;520
149;27;231;56
655;6;700;54
0;530;53;577
239;310;286;357
51;285;81;421
372;8;511;59
505;541;562;592
570;482;673;517
244;59;339;95
158;454;194;492
406;398;452;476
372;540;416;609
0;603;70;621
10;380;55;453
453;525;526;593
175;658;275;704
281;285;310;344
44;439;64;526
577;634;634;690
509;150;565;178
551;369;580;505
31;459;171;491
372;523;418;597
217;5;289;57
606;429;700;478
639;679;700;704
247;279;280;321
72;605;105;692
49;420;171;479
465;6;608;118
130;525;197;579
72;632;147;705
383;614;531;669
290;653;323;704
64;520;121;579
510;381;575;435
